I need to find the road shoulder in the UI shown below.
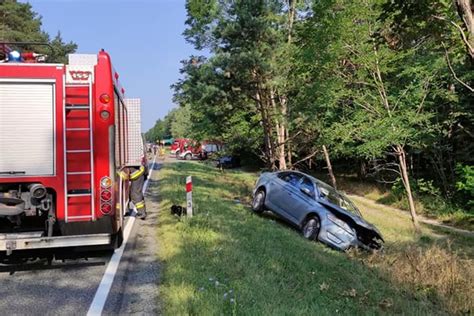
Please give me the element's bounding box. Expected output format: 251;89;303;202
103;163;162;315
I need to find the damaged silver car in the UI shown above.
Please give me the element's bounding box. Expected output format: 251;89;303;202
252;171;384;251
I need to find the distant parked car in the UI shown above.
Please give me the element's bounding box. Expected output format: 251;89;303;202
252;171;384;251
216;155;240;169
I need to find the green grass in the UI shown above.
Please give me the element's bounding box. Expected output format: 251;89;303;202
155;162;473;315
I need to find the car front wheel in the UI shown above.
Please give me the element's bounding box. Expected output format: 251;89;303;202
251;189;265;214
302;216;320;241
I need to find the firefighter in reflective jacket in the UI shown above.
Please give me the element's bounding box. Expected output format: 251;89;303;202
120;165;147;219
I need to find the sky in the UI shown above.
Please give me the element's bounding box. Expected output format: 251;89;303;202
23;0;200;131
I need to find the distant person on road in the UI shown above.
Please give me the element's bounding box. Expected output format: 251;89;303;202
152;144;157;155
159;143;165;157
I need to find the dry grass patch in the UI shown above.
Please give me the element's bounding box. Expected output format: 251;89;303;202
352;243;474;314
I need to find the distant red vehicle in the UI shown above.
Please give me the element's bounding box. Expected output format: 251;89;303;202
178;141;222;160
170;138;191;156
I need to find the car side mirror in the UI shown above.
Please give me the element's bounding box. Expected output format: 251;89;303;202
300;187;312;197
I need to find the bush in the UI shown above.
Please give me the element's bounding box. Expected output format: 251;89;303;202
455;164;474;211
390;177;468;220
392;177;441;199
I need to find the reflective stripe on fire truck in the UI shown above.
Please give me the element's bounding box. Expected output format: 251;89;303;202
135;200;145;209
117;166;144;181
118;170;128;180
129;166;145;181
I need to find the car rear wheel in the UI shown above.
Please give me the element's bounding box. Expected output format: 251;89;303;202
302;216;320;241
251;189;265;214
185;153;192;160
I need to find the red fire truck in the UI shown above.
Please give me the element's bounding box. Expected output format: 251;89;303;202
170;138;191;156
0;48;137;257
177;140;223;160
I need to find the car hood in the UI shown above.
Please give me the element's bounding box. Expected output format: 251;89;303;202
318;199;384;242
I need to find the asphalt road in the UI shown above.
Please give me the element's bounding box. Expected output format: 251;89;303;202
0;162;162;315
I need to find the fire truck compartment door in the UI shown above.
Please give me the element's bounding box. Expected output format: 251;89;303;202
0;82;55;176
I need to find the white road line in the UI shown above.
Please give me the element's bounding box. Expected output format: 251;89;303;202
87;155;157;316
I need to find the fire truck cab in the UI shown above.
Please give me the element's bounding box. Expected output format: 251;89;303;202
0;49;136;257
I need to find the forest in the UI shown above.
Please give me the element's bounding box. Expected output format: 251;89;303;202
146;0;474;229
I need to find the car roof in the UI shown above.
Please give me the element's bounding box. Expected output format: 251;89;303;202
275;170;333;188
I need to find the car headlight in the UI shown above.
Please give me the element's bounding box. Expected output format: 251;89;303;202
327;213;354;235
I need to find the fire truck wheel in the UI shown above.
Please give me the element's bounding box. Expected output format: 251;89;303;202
111;228;124;249
185;153;192;160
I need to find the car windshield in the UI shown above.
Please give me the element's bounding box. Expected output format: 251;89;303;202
316;181;361;216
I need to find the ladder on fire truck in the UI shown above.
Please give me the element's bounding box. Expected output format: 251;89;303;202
63;78;95;222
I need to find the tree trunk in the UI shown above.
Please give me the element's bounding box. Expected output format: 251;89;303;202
322;145;337;190
429;152;450;198
278;125;287;170
270;88;287;170
287;0;296;43
255;86;275;169
275;122;287;170
357;159;368;179
282;0;296;169
286;127;292;168
456;0;474;62
396;145;420;232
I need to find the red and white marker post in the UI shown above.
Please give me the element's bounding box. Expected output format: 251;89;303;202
186;176;193;217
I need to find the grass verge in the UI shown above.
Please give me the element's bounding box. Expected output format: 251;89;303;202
156;162;473;315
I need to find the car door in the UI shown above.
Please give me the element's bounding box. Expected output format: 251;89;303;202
270;172;303;224
282;173;315;225
293;176;317;224
268;172;301;219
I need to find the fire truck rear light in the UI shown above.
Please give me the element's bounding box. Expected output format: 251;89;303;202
100;110;110;120
99;93;111;104
100;203;112;214
101;190;112;201
100;177;112;188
